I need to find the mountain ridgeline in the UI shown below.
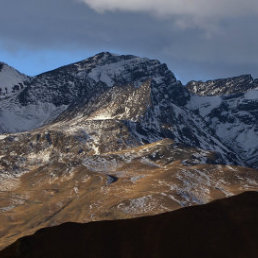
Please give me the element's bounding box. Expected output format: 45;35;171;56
0;52;258;251
1;192;258;258
0;52;257;168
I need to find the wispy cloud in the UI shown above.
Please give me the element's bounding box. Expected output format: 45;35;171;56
1;0;258;82
80;0;258;29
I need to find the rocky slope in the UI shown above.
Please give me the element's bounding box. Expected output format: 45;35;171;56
0;52;247;164
1;192;258;258
187;76;258;168
0;52;257;250
186;74;258;96
0;136;257;250
0;63;28;99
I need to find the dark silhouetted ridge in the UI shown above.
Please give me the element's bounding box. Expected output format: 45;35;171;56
1;191;258;258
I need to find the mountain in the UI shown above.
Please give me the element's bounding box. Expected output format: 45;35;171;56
0;52;257;250
1;191;258;258
0;62;28;99
0;52;248;164
186;75;258;168
1;52;257;167
186;74;258;96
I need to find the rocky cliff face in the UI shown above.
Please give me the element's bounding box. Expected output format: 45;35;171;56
186;74;258;96
186;76;258;168
0;52;248;166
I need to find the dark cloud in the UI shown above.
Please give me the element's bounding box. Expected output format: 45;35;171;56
0;0;258;83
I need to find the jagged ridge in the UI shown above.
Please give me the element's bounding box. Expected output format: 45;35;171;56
0;52;257;168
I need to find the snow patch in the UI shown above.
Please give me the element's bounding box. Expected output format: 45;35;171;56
27;150;51;163
118;195;154;214
187;95;222;117
244;89;258;100
0;135;7;140
83;156;120;172
0;63;28;98
0;102;67;133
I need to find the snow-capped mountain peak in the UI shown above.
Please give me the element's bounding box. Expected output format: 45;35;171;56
0;53;258;251
0;62;29;99
187;74;258;96
0;53;257;168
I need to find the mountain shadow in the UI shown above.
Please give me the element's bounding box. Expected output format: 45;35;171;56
1;191;258;258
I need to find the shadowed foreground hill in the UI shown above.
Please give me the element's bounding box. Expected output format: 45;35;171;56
1;192;258;258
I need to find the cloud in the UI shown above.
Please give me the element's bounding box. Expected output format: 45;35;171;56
0;0;258;83
80;0;258;28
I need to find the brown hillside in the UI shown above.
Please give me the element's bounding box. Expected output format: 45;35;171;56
1;191;258;258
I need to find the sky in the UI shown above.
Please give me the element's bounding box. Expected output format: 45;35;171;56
0;0;258;83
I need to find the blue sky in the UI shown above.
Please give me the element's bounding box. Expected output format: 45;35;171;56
0;49;97;76
1;0;258;84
